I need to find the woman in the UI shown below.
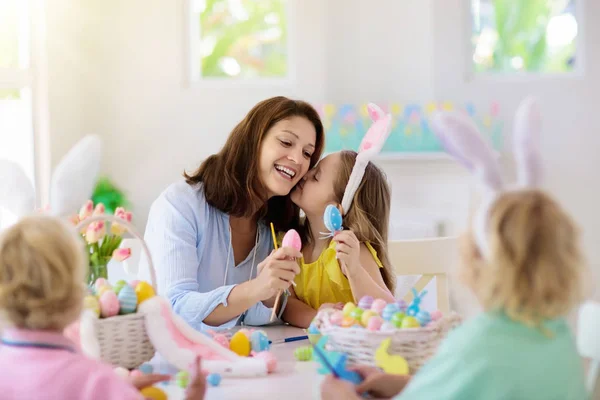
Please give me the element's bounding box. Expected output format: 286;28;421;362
141;97;325;331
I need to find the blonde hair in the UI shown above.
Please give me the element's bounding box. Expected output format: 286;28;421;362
460;190;586;326
0;215;86;330
334;151;396;293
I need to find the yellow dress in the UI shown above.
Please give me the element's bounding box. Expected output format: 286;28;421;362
293;240;384;310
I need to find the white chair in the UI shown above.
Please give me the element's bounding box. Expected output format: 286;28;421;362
388;237;459;313
577;301;600;398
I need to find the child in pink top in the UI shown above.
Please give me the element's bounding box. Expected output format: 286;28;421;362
0;215;206;399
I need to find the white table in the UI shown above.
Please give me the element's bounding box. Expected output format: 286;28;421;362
161;325;324;400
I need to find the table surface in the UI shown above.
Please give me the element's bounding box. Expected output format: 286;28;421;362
161;325;325;400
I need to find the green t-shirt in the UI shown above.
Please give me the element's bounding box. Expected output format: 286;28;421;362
396;312;587;400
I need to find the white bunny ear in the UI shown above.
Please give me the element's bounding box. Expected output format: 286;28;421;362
513;96;542;187
431;111;503;193
367;103;385;122
0;159;36;218
49;135;102;217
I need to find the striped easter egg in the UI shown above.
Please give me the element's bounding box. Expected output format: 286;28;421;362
118;284;138;314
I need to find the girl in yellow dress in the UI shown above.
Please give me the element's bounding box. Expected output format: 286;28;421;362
282;104;396;328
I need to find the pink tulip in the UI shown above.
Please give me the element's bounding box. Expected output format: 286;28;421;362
85;221;106;244
68;214;80;226
78;200;94;220
93;203;105;216
112;247;131;262
111;208;132;236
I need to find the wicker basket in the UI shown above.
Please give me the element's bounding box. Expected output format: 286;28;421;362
313;309;462;373
76;214;157;369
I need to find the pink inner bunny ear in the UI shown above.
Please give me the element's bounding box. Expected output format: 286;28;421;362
367;103;385;122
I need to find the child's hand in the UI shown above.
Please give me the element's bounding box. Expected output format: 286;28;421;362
320;375;361;400
319;302;344;311
185;356;207;400
352;365;411;398
333;230;361;276
129;373;171;390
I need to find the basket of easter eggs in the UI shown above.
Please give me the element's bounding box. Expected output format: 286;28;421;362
75;214;158;369
311;290;462;373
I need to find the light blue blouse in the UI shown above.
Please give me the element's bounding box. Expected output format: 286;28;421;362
140;180;285;331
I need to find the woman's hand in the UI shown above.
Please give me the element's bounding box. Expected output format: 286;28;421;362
352;365;411;398
332;230;361;276
320;375;361;400
253;247;301;301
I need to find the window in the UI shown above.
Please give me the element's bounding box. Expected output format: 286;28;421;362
471;0;579;74
188;0;291;82
0;0;40;228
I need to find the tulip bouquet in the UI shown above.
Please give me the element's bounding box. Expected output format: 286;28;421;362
70;200;133;286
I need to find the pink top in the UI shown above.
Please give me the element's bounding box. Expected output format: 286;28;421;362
0;328;143;400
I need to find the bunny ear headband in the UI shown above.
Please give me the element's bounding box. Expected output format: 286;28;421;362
340;103;392;215
0;135;102;221
430;96;542;259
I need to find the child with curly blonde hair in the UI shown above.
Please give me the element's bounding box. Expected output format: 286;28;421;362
0;215;206;399
320;98;589;400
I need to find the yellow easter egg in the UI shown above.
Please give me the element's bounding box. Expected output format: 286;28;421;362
139;386;167;400
230;331;251;356
83;295;100;316
135;281;155;305
342;302;356;317
401;316;420;328
361;310;378;326
341;316;356;328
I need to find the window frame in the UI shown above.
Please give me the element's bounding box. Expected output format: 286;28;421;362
183;0;296;88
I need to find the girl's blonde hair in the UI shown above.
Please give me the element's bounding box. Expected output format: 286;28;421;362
460;189;586;326
0;215;86;330
334;151;396;293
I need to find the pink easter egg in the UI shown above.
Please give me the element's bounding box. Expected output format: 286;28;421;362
94;278;108;290
99;291;120;318
370;299;387;314
281;229;302;251
130;370;143;378
329;310;344;326
130;280;141;288
213;334;229;349
367;316;383;331
253;351;277;373
430;310;443;321
237;328;252;338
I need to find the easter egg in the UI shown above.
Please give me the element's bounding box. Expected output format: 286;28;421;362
117;285;137;314
361;310;378;326
367;316;383;331
250;330;270;352
341;316;356;327
416;310;431;326
342;302;356;317
329;310;344;326
395;299;408;312
176;370;189;388
207;373;222;387
401;316;420;328
253;351;277;373
130;279;141;288
99;291;120;318
370;298;387;314
134;281;155;305
381;322;396;332
281;229;302;251
294;346;313;361
83;295;100;317
391;312;406;328
213;334;229;348
96;285;113;297
130;370;143;378
94;278;108;290
307;324;320;334
323;204;343;232
358;295;374;310
349;307;364;321
230;331;251;356
113;279;128;295
113;367;129;379
140;386;167;400
237;328;252;338
430;310;443;321
382;303;400;321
